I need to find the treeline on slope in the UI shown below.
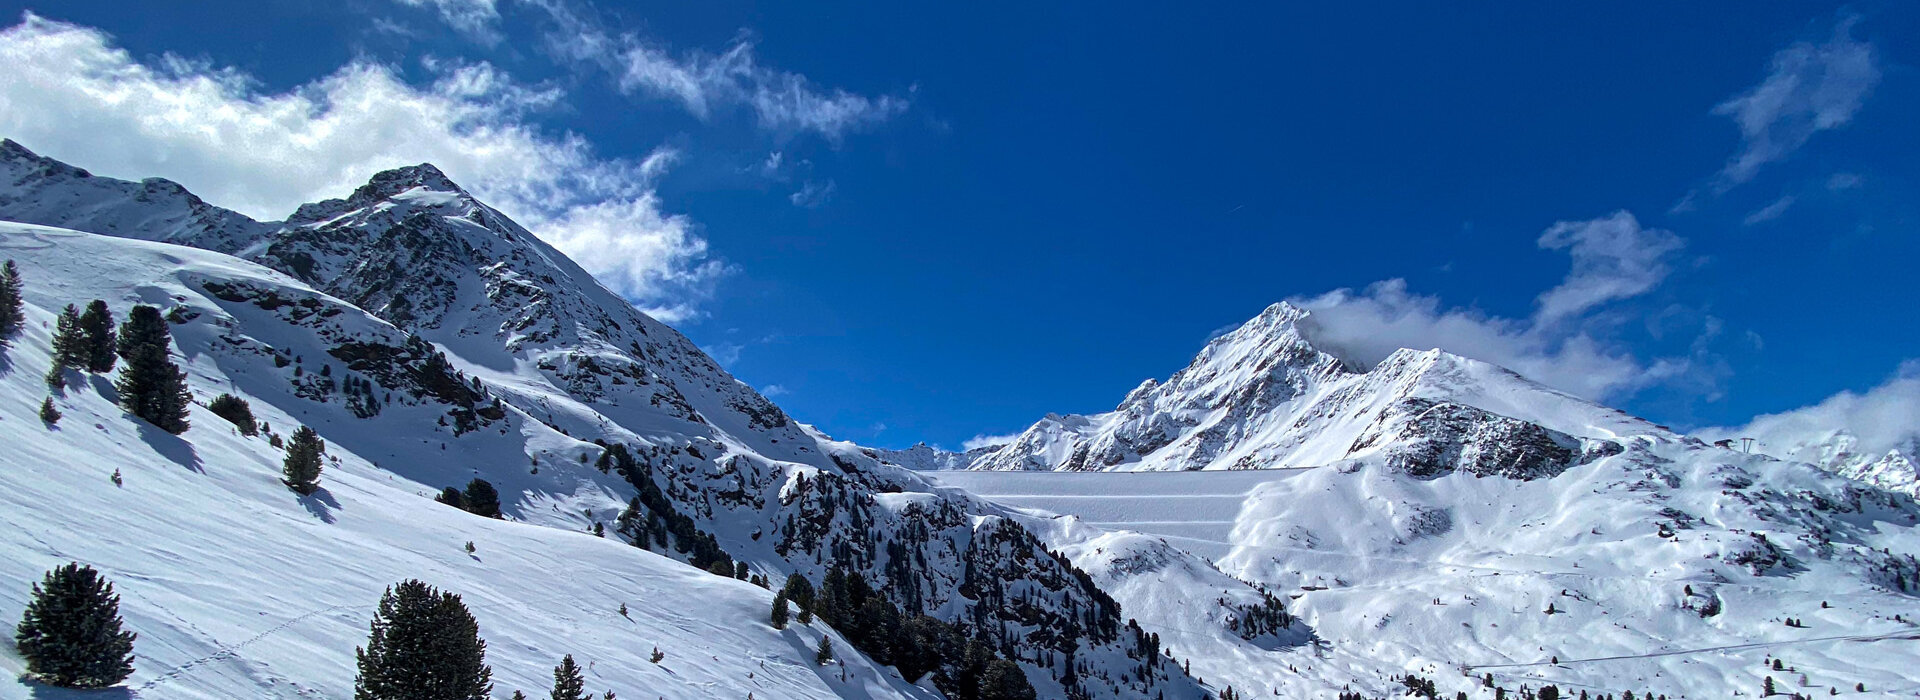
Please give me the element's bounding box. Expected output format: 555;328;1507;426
2;259;193;436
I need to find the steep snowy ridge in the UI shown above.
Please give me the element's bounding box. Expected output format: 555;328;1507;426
0;143;1217;699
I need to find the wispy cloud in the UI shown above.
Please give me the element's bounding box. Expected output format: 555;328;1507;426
760;384;790;397
1293;211;1707;402
962;433;1020;451
533;2;908;141
392;0;501;43
1534;211;1684;324
0;13;724;321
1699;360;1920;461
1710;14;1878;191
789;179;836;208
1742;195;1796;226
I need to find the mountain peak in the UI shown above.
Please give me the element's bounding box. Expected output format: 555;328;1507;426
352;162;465;202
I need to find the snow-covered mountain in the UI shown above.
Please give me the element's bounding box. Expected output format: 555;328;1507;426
931;302;1652;477
880;300;1920;697
0;141;1220;699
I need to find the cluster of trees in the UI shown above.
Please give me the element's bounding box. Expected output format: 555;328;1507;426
435;478;502;518
598;442;733;572
777;567;1035;700
11;271;195;435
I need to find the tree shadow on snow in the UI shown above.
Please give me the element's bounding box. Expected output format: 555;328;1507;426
133;420;202;473
21;678;135;700
298;486;341;524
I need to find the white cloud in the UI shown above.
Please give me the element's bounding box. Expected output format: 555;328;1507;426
393;0;500;43
533;3;907;140
962;433;1020;451
1826;172;1863;191
759;384;789;397
1742;195;1796;226
789;179;835;208
1534;211;1684;324
1700;360;1920;460
1711;15;1878;189
1286;211;1708;402
1295;279;1681;402
0;13;724;321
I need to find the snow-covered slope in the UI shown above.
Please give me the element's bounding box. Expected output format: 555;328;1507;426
0;140;1214;699
0;223;933;700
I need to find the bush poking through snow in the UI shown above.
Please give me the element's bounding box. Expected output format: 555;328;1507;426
208;394;256;435
13;562;137;688
353;579;493;700
39;396;59;424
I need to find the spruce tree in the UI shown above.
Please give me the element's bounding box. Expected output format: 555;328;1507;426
40;396;61;424
114;305;191;434
464;479;502;518
549;654;587;700
771;593;790;630
0;260;23;348
353;580;493;700
13;563;137;688
282;426;324;494
50;304;87;371
437;487;467;509
814;636;833;665
78;300;116;373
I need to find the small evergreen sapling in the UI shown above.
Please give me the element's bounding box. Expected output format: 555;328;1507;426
39;396;60;424
814;636;833;665
281;426;324;494
46;304;86;389
13;563;137;688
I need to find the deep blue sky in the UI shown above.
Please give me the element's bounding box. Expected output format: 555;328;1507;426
3;1;1915;449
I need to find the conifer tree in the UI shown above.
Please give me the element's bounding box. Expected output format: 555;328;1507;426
0;260;23;348
464;479;502;518
13;563;137;688
40;396;60;425
437;487;467;509
78;300;116;373
353;580;492;700
114;305;190;434
549;654;587;700
815;636;834;665
50;304;87;370
282;426;324;494
771;593;790;630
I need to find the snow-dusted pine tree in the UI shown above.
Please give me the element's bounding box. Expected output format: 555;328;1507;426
13;563;137;688
353;580;492;700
